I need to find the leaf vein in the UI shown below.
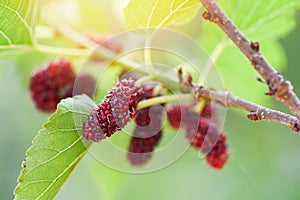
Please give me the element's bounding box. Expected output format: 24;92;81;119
0;30;12;44
24;136;83;175
0;3;33;39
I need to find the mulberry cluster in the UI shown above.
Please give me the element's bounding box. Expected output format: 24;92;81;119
127;85;164;166
166;101;228;169
29;59;96;112
83;78;143;142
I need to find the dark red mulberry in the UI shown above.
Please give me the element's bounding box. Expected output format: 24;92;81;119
167;100;228;169
127;84;164;166
167;101;213;129
29;59;75;112
83;78;143;142
205;134;228;169
73;74;96;98
127;130;162;166
166;103;191;129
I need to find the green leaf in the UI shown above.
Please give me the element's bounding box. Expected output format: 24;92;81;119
124;0;200;30
227;0;300;40
198;0;300;105
0;0;37;46
14;95;96;200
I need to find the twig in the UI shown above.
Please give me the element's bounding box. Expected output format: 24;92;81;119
199;0;300;120
194;86;300;132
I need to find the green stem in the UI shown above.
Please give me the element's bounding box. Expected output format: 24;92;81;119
137;93;195;110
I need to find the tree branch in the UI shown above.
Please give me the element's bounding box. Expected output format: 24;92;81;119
194;86;300;132
199;0;300;120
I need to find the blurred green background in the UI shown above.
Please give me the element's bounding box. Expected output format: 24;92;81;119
1;1;300;200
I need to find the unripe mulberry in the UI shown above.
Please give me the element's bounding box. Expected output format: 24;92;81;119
83;78;143;142
29;59;75;112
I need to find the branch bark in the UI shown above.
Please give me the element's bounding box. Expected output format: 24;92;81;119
194;86;300;132
199;0;300;120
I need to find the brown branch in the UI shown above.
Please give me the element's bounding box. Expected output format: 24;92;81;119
199;0;300;120
194;86;300;132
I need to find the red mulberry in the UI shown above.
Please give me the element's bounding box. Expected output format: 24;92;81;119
127;130;162;166
166;101;213;129
166;101;228;169
127;84;164;166
166;104;185;129
83;78;143;142
205;134;228;169
29;59;75;112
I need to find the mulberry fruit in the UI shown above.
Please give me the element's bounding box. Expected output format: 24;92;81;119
127;130;162;166
205;134;228;169
127;85;163;166
166;104;184;129
29;59;75;112
166;101;228;169
166;101;213;129
83;78;143;142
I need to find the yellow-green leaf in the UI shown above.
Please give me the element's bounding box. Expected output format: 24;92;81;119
124;0;200;30
0;0;37;46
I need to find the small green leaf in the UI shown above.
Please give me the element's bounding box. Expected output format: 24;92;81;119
14;95;96;200
0;0;37;46
124;0;200;30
